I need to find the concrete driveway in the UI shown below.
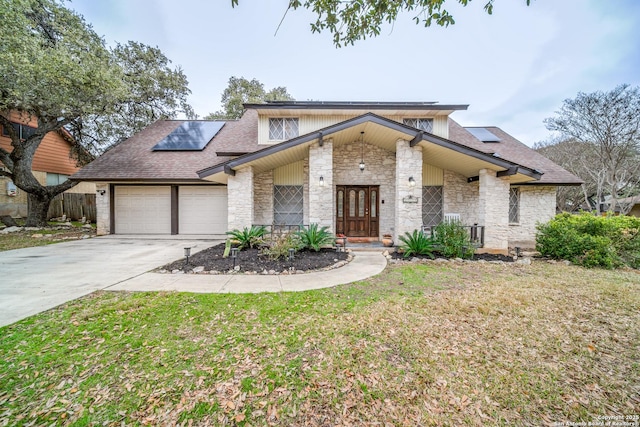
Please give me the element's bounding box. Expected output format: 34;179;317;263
0;236;218;327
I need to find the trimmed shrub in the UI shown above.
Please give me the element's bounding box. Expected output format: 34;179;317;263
226;225;267;250
296;223;334;252
433;221;475;259
261;232;301;260
398;230;435;258
536;213;640;269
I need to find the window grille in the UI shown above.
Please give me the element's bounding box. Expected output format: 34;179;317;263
273;185;303;225
404;118;434;133
509;187;520;223
269;118;299;140
422;186;443;226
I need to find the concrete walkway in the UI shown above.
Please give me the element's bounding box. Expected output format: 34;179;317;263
106;251;387;294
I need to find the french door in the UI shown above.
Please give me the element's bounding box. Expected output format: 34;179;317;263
335;185;379;237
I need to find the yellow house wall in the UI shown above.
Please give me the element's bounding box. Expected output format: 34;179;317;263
258;114;449;144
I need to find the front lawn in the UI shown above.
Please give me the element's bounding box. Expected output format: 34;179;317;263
1;262;638;425
0;223;96;252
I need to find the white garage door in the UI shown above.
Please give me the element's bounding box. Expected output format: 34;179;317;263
114;186;171;234
179;186;228;235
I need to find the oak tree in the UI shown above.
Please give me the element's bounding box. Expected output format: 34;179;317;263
0;0;193;226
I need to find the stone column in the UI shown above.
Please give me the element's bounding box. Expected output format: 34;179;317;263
227;166;254;230
478;168;509;254
394;139;423;241
95;183;110;235
308;139;334;231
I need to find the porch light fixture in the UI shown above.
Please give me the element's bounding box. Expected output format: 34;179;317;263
408;176;416;187
359;131;365;172
96;189;106;196
319;176;325;186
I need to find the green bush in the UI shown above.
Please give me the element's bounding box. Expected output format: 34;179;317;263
226;225;267;250
261;232;301;260
433;221;475;259
296;223;334;251
536;213;640;269
398;230;435;258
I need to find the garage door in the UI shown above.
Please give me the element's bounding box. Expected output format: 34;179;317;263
179;186;228;234
114;186;171;234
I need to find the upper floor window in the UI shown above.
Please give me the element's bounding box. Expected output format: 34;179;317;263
269;118;299;140
403;118;433;133
1;123;37;140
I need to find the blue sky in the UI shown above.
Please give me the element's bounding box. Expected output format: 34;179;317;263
69;0;640;145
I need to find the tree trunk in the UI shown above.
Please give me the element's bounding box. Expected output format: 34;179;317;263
25;193;53;227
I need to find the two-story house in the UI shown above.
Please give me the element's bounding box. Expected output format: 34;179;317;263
72;101;582;254
0;112;96;218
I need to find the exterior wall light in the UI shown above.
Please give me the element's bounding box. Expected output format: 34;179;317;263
319;176;325;186
408;176;416;187
96;189;106;196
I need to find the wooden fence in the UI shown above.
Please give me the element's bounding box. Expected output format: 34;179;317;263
47;193;96;222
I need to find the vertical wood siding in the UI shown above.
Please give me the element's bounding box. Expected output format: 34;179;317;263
273;161;304;185
423;163;444;185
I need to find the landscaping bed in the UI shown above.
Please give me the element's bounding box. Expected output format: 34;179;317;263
160;243;350;274
390;250;515;262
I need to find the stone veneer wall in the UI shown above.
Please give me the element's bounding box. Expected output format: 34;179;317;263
478;169;510;253
253;170;273;226
394;139;423;241
228;166;254;230
95;183;110;235
308;140;334;230
442;169;479;225
508;185;556;247
303;157;309;225
333;141;396;236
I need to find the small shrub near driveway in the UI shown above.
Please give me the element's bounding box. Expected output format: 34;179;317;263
536;212;640;268
226;225;267;249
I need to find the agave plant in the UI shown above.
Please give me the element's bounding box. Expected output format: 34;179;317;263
226;225;267;250
398;229;435;258
296;223;335;251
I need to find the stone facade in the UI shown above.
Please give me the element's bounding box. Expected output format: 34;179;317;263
478;169;510;254
253;170;273;225
333;140;396;236
228;166;254;230
507;185;556;248
394;139;423;241
96;183;110;235
308;140;334;230
442;169;479;225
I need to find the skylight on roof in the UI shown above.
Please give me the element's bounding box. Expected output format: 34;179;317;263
465;127;501;143
152;121;225;151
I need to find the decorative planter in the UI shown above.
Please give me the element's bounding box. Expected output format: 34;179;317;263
382;234;393;247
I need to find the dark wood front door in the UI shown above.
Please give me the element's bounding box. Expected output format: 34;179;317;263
336;186;379;237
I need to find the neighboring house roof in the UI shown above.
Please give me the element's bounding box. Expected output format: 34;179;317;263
72;104;582;187
0;116;83;176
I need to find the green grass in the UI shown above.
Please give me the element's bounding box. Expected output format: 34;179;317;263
0;262;638;425
0;224;95;251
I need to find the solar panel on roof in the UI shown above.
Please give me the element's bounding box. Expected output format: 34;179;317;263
152;121;225;151
465;127;501;143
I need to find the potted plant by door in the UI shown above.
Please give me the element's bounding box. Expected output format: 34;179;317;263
382;233;393;247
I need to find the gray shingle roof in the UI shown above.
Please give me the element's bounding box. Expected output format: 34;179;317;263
73;108;582;186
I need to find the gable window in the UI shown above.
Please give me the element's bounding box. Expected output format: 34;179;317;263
269;118;299;140
2;123;37;140
403;118;434;133
509;187;520;223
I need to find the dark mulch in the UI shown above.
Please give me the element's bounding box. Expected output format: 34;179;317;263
390;251;515;262
160;243;349;273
